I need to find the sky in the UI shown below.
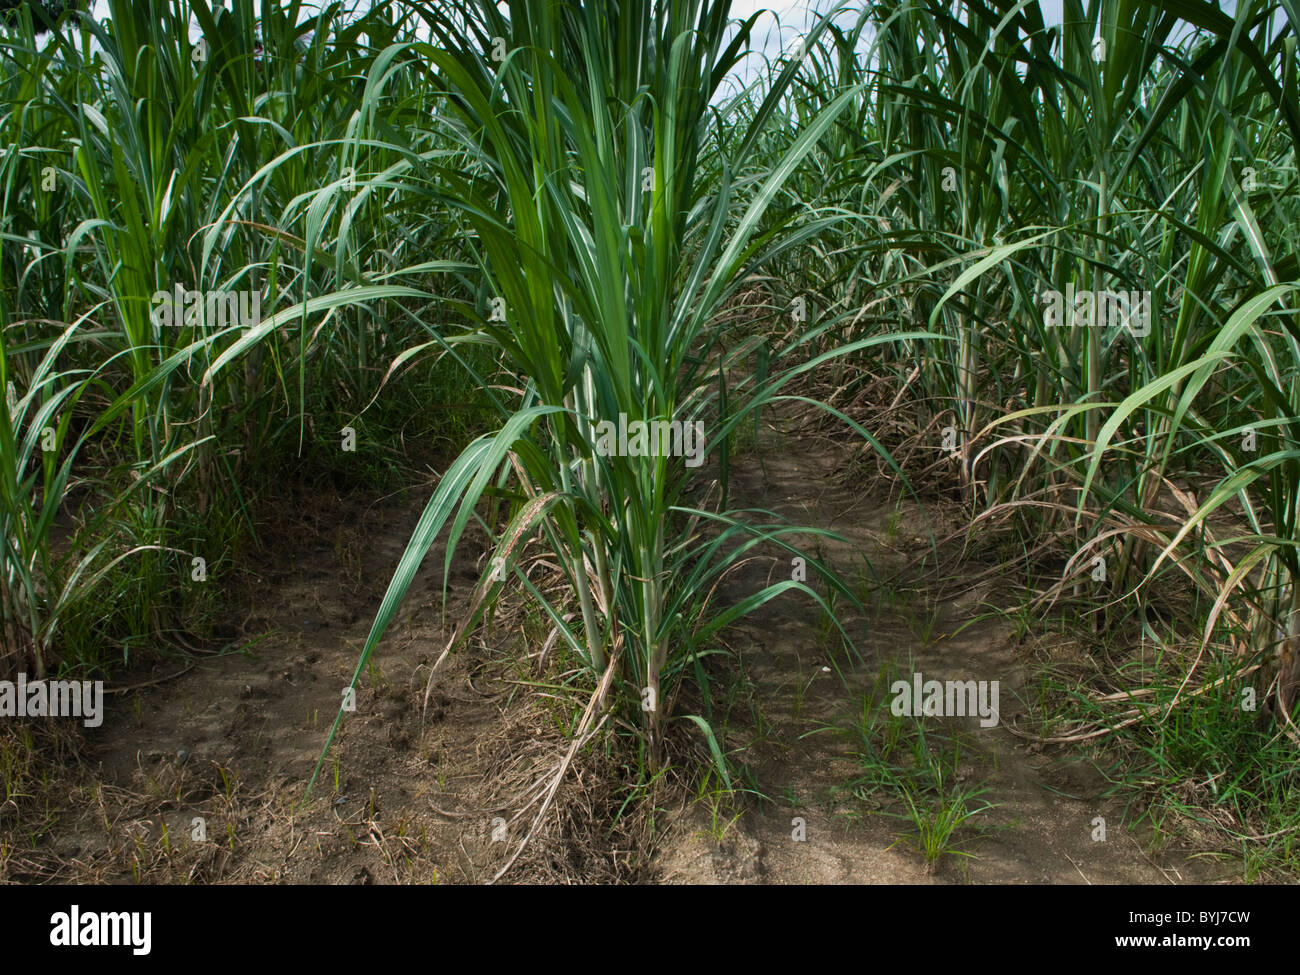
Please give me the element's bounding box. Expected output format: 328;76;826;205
718;0;1230;89
73;0;1232;75
719;1;1080;88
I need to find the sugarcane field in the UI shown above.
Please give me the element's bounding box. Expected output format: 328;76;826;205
0;0;1294;913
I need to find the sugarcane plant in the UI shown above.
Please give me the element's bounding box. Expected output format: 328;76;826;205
308;0;932;795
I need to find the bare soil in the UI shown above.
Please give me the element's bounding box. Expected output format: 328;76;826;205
1;423;1232;884
655;426;1224;883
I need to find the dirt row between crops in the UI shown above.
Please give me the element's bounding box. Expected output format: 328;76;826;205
655;420;1223;883
5;422;1228;884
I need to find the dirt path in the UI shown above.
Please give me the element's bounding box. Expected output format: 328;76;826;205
10;487;563;884
653;417;1224;884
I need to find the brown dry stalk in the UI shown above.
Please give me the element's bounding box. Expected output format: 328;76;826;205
421;487;558;716
489;645;621;884
1006;661;1263;745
